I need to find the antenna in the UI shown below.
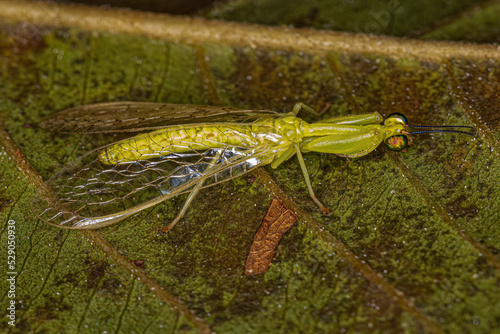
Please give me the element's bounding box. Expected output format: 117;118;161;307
408;124;476;136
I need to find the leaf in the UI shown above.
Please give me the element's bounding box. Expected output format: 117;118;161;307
245;197;298;275
0;1;499;333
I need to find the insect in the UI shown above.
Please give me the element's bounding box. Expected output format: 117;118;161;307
31;102;475;230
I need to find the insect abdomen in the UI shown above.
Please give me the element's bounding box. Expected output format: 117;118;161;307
99;124;271;164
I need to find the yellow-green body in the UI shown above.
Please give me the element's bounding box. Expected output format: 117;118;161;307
100;110;405;168
34;102;428;230
100;117;283;164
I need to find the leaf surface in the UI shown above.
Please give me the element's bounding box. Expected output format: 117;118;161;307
0;1;499;333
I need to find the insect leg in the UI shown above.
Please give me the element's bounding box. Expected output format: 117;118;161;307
292;103;322;117
294;144;330;214
318;112;383;125
162;179;204;232
292;103;381;125
162;150;223;232
270;145;296;169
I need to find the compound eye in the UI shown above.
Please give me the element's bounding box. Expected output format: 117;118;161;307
384;135;408;151
384;113;408;126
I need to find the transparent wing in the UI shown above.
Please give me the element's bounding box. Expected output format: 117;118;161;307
39;102;281;133
31;135;281;229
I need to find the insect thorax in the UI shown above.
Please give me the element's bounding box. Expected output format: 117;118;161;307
273;116;305;143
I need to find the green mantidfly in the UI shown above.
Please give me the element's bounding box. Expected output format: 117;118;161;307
31;102;475;230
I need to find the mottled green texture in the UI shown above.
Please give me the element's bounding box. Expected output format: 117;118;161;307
1;2;499;334
205;0;491;38
423;3;500;43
